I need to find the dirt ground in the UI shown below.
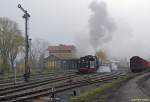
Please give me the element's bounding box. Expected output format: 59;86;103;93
90;73;150;102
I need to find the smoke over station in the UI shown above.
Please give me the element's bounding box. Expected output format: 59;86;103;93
89;1;116;51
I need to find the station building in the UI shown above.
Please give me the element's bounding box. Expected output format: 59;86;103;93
44;44;79;70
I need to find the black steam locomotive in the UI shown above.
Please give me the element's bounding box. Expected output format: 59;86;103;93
78;55;99;73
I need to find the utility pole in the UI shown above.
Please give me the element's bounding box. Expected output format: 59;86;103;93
18;4;30;82
29;38;32;71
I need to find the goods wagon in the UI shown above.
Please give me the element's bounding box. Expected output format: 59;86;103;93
130;56;150;72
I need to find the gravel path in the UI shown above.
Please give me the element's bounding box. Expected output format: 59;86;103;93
91;73;150;102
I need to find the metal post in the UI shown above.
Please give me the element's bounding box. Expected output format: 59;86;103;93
14;66;16;84
24;13;29;82
73;90;77;96
51;87;55;98
50;87;55;102
29;38;32;72
18;4;30;82
14;62;16;84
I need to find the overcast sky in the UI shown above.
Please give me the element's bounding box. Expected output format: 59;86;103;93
1;0;150;59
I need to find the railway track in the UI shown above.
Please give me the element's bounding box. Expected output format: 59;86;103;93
0;73;78;92
0;71;77;86
0;72;115;94
0;72;124;102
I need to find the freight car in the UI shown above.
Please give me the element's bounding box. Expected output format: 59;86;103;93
130;56;150;72
78;55;99;73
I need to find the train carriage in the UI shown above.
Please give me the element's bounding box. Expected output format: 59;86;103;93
130;56;150;72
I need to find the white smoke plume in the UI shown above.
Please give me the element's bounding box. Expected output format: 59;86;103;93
89;1;116;51
74;32;94;57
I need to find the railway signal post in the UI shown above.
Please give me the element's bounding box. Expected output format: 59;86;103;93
50;88;55;102
18;4;30;82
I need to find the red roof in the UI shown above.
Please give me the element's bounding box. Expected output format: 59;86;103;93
48;44;75;53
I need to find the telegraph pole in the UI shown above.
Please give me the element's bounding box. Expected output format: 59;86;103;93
18;4;30;82
29;38;32;71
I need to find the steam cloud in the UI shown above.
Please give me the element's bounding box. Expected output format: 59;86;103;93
89;1;116;51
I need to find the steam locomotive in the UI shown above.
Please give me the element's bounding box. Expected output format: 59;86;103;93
78;55;99;73
130;56;150;72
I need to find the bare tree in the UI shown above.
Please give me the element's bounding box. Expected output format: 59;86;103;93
31;38;49;69
9;35;24;71
96;50;108;61
0;17;24;73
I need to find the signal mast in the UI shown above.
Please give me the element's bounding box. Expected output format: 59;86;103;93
18;4;30;82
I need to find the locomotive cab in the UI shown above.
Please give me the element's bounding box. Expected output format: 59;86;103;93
78;55;99;73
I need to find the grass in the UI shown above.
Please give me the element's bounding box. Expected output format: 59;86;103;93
0;67;71;80
68;76;129;102
0;62;76;78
